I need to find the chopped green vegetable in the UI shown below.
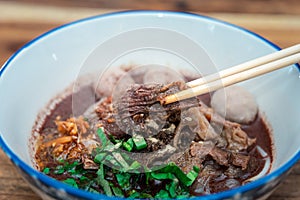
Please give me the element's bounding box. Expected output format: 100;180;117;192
109;135;122;144
150;172;175;180
159;162;192;186
88;188;100;194
155;189;170;199
97;128;108;146
193;165;200;173
128;191;140;198
186;166;200;186
114;141;123;149
105;154;121;167
66;161;79;175
97;163;105;179
68;168;76;175
94;152;107;163
53;160;82;176
63;178;78;188
137;193;153;199
132;135;147;150
79;175;89;182
99;178;112;196
111;186;124;197
166;180;178;198
96;163;112;196
54;165;65;174
43;167;50;174
176;194;190;199
112;152;130;169
57;158;64;163
116;173;131;189
128;161;141;171
122;138;134;152
120;152;131;162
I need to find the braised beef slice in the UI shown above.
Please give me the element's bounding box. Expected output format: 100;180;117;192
200;105;256;152
209;147;230;166
190;141;214;158
95;82;200;140
222;122;256;152
173;149;203;173
115;82;185;118
231;153;250;170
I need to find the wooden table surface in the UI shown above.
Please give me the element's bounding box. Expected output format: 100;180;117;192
0;1;299;199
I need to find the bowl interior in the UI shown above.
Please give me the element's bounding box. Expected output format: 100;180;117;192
0;11;299;190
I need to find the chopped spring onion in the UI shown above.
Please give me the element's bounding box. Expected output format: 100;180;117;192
166;180;178;198
159;162;192;186
132;135;147;150
97;128;108;146
63;178;78;188
99;178;112;196
94;152;107;163
122;138;134;152
116;173;131;189
150;172;175;180
54;165;65;174
96;163;112;196
155;189;170;199
128;161;141;171
43;167;50;174
112;152;130;169
111;186;124;197
186;166;200;186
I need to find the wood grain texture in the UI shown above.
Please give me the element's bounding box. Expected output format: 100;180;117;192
0;2;299;200
3;0;300;14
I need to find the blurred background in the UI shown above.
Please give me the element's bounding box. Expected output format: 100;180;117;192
0;0;300;199
1;0;300;66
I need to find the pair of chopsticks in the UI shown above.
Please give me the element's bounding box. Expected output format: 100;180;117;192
162;44;300;105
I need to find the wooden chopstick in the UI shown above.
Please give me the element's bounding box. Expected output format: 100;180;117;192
186;43;300;88
162;44;300;105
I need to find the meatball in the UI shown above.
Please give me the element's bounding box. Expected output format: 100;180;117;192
211;85;258;124
143;66;184;84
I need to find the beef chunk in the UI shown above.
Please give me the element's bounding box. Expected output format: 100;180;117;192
222;121;256;152
113;83;181;137
200;105;256;151
209;178;241;193
189;107;221;141
190;141;214;158
172;150;203;174
231;153;250;170
209;147;230;166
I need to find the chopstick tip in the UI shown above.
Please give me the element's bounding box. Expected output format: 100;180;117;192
158;94;178;105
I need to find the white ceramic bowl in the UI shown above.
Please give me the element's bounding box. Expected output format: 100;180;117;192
0;11;299;200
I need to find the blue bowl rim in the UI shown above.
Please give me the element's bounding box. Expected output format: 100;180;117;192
0;10;300;200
